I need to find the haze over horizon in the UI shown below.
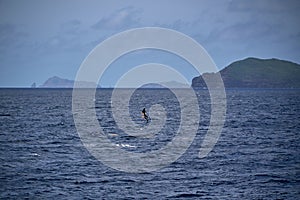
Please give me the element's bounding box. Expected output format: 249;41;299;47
1;0;300;87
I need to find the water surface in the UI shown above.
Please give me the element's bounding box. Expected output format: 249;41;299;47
0;88;299;199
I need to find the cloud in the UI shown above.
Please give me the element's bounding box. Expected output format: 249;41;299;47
207;21;275;43
34;19;91;56
91;6;141;30
228;0;300;13
0;23;28;48
194;0;300;47
60;19;81;35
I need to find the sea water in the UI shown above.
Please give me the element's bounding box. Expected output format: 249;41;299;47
0;88;299;199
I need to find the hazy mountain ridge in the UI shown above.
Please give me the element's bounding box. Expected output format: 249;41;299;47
192;57;300;88
38;77;188;89
39;76;100;88
141;81;189;88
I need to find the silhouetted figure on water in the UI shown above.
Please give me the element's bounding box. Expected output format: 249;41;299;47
142;108;149;123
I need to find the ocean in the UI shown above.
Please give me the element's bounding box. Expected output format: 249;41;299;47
0;88;299;199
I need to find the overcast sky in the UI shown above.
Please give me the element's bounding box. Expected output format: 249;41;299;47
0;0;299;87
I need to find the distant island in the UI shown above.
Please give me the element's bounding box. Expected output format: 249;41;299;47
38;77;188;89
36;58;300;89
31;82;36;88
141;81;189;89
39;76;100;88
192;57;300;89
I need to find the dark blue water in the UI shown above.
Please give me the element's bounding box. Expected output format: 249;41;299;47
0;88;299;199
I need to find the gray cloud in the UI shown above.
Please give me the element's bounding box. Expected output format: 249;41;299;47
60;19;81;35
228;0;300;13
207;21;276;43
0;23;28;47
91;6;141;30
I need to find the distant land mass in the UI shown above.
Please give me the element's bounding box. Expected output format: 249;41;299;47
38;77;188;89
192;57;300;89
39;76;100;88
31;82;36;88
141;81;189;88
38;58;300;89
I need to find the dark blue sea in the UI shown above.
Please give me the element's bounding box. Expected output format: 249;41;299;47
0;88;299;199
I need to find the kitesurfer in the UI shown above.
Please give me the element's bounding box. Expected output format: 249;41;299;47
142;108;149;123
